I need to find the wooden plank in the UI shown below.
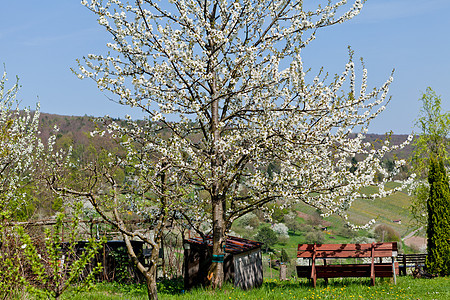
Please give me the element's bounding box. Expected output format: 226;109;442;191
296;266;311;277
298;264;397;278
316;264;371;278
298;242;397;252
298;264;397;275
398;254;426;257
298;249;395;258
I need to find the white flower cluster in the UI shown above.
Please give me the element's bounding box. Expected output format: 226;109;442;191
272;223;289;238
0;71;51;213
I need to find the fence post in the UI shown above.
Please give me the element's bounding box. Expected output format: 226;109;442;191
280;263;287;281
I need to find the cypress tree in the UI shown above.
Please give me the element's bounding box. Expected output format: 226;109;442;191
426;157;450;276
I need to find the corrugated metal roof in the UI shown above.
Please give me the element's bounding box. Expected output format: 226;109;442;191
185;235;263;254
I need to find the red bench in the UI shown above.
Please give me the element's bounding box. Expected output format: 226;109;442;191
297;242;399;287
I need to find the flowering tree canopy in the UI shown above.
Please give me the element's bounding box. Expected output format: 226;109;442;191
76;0;413;289
0;71;48;219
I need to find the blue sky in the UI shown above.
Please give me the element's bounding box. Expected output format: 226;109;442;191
0;0;449;134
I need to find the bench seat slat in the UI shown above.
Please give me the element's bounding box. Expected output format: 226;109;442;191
298;249;395;258
297;263;399;278
297;242;397;252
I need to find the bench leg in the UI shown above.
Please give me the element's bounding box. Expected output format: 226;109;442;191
370;265;375;286
323;259;328;286
392;258;397;285
370;243;375;286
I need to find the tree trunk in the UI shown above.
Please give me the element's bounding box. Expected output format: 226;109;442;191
208;46;226;288
122;232;159;300
145;260;158;300
209;196;225;289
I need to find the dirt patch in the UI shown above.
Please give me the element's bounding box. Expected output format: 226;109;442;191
297;211;331;227
404;236;427;252
297;211;310;220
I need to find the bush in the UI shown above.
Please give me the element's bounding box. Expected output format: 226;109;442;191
272;223;289;238
255;226;278;252
306;211;322;226
298;224;314;233
267;204;289;223
277;235;290;245
284;213;302;233
374;224;400;242
351;236;376;244
304;230;325;244
338;226;358;239
235;212;260;229
280;249;289;263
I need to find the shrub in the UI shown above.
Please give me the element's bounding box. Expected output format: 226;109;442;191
235;212;260;229
299;224;314;233
280;249;289;263
306;211;322;226
277;235;290;245
351;236;376;244
272;223;289;238
374;224;400;242
284;213;302;233
338;226;358;239
304;230;325;244
255;226;278;252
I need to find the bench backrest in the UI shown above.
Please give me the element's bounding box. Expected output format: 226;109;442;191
397;253;427;262
297;242;398;259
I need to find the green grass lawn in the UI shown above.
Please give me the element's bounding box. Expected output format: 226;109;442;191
59;276;450;300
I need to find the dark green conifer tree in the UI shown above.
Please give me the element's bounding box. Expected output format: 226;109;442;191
426;157;450;276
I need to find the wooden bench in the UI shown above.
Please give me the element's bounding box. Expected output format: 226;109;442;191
397;253;427;276
297;242;399;287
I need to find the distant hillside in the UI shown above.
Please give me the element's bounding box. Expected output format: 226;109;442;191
39;113;97;144
294;185;416;239
37;112;416;161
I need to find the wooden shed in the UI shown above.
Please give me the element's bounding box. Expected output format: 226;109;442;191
183;236;263;290
62;240;146;283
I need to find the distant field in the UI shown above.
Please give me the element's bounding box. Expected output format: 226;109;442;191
347;191;413;235
294;183;417;238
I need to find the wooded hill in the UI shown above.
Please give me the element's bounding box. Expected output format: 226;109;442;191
38;112;416;163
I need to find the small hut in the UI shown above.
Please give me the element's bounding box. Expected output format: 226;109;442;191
62;240;146;283
183;236;263;290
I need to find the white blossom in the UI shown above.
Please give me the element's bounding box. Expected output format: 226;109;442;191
0;71;51;213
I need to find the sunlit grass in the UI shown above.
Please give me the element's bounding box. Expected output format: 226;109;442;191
62;276;450;300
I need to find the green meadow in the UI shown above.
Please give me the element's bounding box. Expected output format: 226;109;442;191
57;276;449;300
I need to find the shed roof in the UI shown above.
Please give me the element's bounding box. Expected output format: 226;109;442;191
185;235;263;254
